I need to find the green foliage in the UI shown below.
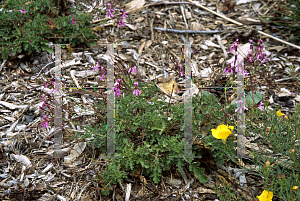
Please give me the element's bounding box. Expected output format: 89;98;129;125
95;162;127;196
81;124;107;153
191;91;236;134
0;0;98;60
260;0;300;43
189;162;208;183
80;81;240;196
204;134;236;165
245;91;263;107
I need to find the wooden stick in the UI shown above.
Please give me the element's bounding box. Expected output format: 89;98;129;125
186;0;300;50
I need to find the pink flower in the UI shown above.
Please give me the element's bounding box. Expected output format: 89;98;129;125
118;9;129;27
44;77;55;88
41;115;49;129
42;95;47;109
258;101;264;111
235;100;248;114
93;60;101;71
121;9;128;19
260;52;270;63
133;88;141;96
229;39;239;54
19;9;28;14
256;54;261;61
133;82;141;96
105;3;114;19
128;67;137;74
94;60;106;80
118;19;126;27
180;66;184;76
114;79;122;96
100;73;105;81
224;62;234;74
115;88;121;96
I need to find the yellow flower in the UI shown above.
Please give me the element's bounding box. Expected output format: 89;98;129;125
293;186;298;191
257;190;273;201
211;124;234;143
276;110;285;117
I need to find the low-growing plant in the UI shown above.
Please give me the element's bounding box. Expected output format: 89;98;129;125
0;0;99;60
94;86;218;195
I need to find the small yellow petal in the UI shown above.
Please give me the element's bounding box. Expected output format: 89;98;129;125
293;186;298;191
277;110;285;117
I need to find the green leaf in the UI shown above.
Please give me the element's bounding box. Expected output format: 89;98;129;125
151;119;166;134
193;167;208;183
88;40;97;47
41;45;54;54
151;123;162;130
245;91;262;107
189;162;208;183
204;142;213;147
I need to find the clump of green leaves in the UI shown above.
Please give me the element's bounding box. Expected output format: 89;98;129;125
0;0;98;60
95;162;127;196
81;81;243;196
87;81;205;195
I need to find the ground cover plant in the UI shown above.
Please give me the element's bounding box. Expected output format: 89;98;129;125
1;0;300;200
0;0;103;60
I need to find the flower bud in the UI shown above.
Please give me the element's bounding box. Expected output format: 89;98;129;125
265;160;270;167
284;115;288;120
282;173;285;179
291;148;295;154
